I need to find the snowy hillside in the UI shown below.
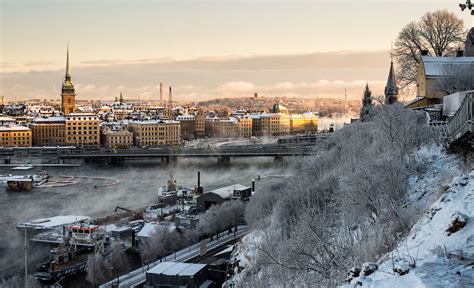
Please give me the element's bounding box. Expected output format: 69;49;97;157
345;158;474;287
225;145;474;287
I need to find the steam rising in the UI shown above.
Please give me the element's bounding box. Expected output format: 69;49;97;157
0;157;292;279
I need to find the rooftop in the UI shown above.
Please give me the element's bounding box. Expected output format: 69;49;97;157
147;261;207;276
422;55;474;77
32;116;66;123
207;184;251;199
0;126;30;131
17;215;90;230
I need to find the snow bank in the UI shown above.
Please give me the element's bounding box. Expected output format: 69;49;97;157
346;159;474;288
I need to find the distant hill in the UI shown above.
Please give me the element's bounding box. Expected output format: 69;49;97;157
197;96;360;118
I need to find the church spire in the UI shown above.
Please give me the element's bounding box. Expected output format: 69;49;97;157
384;60;399;105
65;43;71;81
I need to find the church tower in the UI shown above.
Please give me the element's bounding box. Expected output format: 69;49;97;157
61;44;76;114
384;60;399;105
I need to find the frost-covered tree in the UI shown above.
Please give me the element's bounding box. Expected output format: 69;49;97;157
360;83;373;120
242;104;433;286
395;10;465;90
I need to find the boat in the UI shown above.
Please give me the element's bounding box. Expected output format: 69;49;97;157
4;173;50;190
34;223;108;283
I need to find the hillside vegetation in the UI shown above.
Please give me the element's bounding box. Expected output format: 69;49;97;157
227;104;459;286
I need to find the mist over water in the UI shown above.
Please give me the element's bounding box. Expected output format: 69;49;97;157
0;157;291;280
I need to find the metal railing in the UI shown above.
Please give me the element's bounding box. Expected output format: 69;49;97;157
446;92;474;144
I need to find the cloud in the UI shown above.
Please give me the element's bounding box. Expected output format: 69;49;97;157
217;81;255;93
0;50;402;102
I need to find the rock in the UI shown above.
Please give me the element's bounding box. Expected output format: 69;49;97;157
460;179;469;186
361;262;378;276
347;266;361;277
393;257;413;275
446;212;468;236
345;266;361;282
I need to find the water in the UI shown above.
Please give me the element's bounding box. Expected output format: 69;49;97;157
0;157;290;282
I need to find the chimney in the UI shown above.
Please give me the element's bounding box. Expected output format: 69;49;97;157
421;49;429;56
169;86;173;108
251;179;255;192
160;82;163;102
197;171;200;187
196;171;204;194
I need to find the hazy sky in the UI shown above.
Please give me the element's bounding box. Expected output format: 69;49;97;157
1;0;473;101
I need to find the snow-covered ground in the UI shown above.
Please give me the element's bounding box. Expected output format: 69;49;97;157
226;146;474;287
223;230;263;287
345;148;474;287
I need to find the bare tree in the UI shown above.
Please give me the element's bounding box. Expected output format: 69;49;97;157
395;10;466;90
435;63;474;94
86;253;111;285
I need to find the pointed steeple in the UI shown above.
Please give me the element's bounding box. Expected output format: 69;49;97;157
384;61;399;105
119;91;124;104
61;43;76;114
65;43;71;81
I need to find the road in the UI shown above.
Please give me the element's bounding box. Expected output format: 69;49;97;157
100;226;248;288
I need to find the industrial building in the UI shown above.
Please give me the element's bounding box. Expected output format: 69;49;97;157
145;262;209;288
195;184;251;212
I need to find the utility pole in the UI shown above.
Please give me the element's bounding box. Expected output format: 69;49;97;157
24;226;28;288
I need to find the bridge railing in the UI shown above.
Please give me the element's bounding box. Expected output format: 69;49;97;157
446;92;474;144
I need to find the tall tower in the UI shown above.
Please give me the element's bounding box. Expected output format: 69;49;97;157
384;61;399;105
168;86;173;107
160;82;163;102
119;91;124;104
61;44;76;114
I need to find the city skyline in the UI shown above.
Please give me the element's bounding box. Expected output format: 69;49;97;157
1;0;472;101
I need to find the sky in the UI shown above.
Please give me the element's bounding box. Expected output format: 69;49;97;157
0;0;473;102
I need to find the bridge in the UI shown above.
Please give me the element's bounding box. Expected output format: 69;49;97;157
431;91;474;150
0;143;315;165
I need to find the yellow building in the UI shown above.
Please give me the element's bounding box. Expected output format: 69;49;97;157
65;113;100;148
0;126;32;147
31;117;66;146
101;127;133;149
411;55;474;107
129;120;180;147
250;113;290;136
61;46;76;114
238;117;252;138
205;117;240;138
289;113;318;134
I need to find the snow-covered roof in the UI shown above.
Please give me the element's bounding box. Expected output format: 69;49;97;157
137;222;158;238
422;55;474;77
0;126;30;131
0;116;15;122
178;263;207;276
17;215;90;230
207;184;251;199
32;116;66;123
129;119;179;125
147;262;206;276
